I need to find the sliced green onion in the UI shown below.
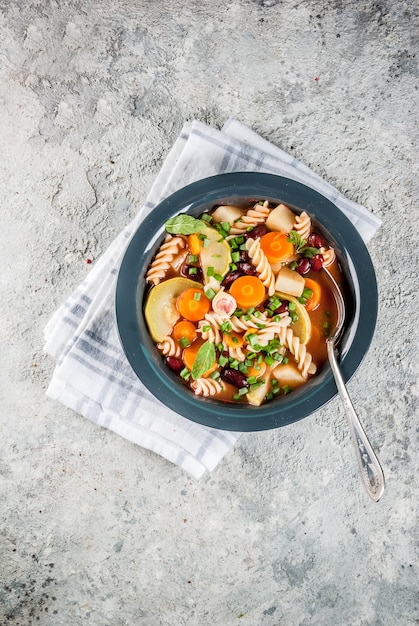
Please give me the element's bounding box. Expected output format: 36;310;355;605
205;288;216;300
180;368;190;380
218;355;228;367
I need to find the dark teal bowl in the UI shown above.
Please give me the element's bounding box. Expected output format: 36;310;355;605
115;173;377;431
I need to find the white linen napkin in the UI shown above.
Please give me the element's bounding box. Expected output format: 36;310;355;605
43;119;381;479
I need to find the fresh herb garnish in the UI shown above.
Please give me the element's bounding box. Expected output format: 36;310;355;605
191;341;216;380
165;215;205;235
287;230;320;258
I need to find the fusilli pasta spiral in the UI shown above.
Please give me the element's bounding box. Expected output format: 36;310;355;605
293;211;311;240
230;200;270;235
245;237;276;296
276;326;316;377
157;336;182;358
321;247;335;267
228;311;269;333
250;314;291;347
226;343;247;362
191;377;224;397
146;235;186;285
197;315;224;346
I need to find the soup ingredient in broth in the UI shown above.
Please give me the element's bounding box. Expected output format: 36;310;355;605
303;278;321;312
173;321;197;344
274;266;305;297
198;224;232;285
260;232;295;264
229;276;266;309
177;288;211;322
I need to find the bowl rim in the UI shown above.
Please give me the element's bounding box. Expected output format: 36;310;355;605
115;172;378;432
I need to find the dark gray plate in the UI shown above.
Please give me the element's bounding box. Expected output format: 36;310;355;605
115;173;377;431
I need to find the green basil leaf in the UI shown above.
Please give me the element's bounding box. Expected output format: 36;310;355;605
191;341;216;380
287;230;306;252
287;230;320;257
300;246;320;259
165;215;205;235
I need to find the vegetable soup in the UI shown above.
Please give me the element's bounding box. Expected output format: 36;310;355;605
143;200;343;406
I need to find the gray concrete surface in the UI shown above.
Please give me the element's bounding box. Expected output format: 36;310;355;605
1;1;418;624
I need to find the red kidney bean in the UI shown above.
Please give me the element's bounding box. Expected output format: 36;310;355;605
236;262;257;275
180;264;203;281
222;270;243;287
295;258;311;275
275;302;289;314
310;254;324;272
245;223;268;240
166;357;184;374
222;262;257;287
221;368;248;389
308;232;326;249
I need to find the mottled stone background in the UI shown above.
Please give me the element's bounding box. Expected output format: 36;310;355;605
0;1;417;624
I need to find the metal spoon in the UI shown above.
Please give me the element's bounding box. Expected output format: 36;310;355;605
324;269;385;502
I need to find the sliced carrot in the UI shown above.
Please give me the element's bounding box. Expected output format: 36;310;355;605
229;276;266;309
304;278;321;311
183;340;217;377
173;320;197;343
188;233;201;256
176;288;211;322
223;330;244;349
246;362;266;379
260;232;294;263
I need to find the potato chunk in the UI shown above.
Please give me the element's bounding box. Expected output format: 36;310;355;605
265;203;296;234
274;267;305;297
272;363;306;388
211;205;245;226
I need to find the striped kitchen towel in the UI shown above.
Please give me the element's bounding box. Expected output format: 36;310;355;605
43;119;381;479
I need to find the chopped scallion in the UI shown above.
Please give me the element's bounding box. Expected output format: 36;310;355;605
205;288;216;300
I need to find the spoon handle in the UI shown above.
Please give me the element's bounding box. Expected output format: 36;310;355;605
327;339;385;502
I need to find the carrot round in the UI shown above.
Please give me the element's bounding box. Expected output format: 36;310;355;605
223;330;244;349
246;362;266;379
188;233;201;256
260;232;294;263
173;320;197;343
183;340;217;377
176;288;211;321
229;276;266;309
304;278;321;311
